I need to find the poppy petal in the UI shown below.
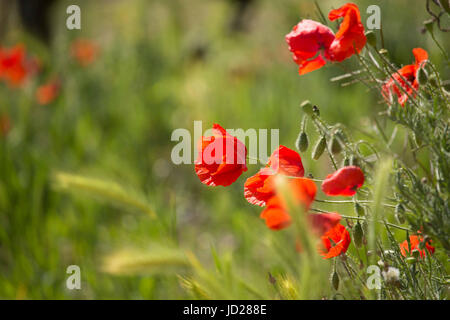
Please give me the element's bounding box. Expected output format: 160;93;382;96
321;166;364;196
320;223;351;259
244;146;304;207
195;124;248;187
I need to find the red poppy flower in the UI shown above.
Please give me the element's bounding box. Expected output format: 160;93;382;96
25;56;42;77
399;235;435;258
0;114;11;137
259;177;317;230
260;196;292;230
285;19;335;75
310;212;341;235
70;39;99;67
321;166;364;196
195;123;247;186
0;45;28;87
36;79;61;105
382;48;428;106
296;212;341;252
326;3;366;62
244;146;304;206
320;223;351;259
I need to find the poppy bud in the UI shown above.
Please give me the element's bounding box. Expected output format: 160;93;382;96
350;155;359;167
353;222;364;248
329;135;342;155
312;136;326;160
423;19;434;34
343;156;350;167
300;100;314;116
331;270;339;290
312;105;320;116
417;67;428;86
411;249;420;259
365;30;376;47
296;131;309;152
395;204;405;224
428;74;438;87
354;202;365;216
406;257;416;264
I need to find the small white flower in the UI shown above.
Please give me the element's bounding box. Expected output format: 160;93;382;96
382;267;400;283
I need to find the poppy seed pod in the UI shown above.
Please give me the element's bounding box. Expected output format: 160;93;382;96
296;131;309;152
300;100;314;116
312;136;326;160
365;30;376;47
353;222;364;248
331;270;339;290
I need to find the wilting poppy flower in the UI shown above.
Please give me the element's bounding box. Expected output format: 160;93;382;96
36;79;61;105
310;212;341;235
382;48;428;106
321;166;364;196
295;213;342;252
195;123;247;186
320;223;351;259
0;114;11;137
399;234;435;258
285;19;335;75
0;45;28;87
326;3;366;62
244;146;304;206
259;177;317;230
70;39;99;67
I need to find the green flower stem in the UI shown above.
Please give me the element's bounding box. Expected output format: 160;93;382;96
310;209;411;232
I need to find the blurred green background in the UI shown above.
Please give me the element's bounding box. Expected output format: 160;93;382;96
0;0;448;299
